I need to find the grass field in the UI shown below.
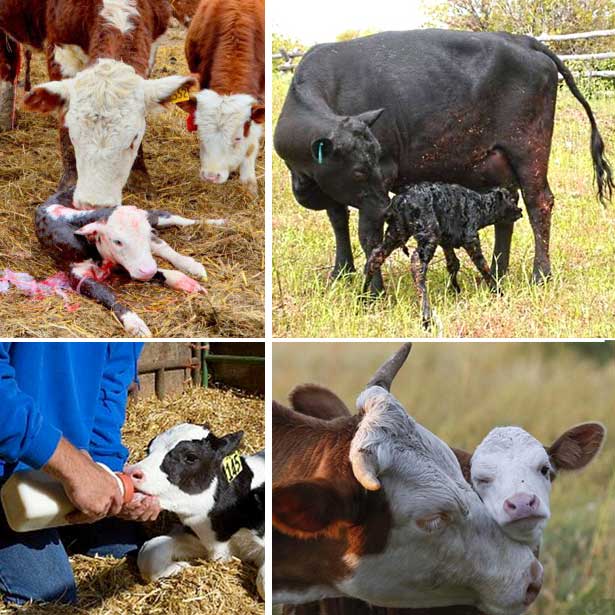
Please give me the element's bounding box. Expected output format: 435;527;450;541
273;341;615;615
272;72;615;338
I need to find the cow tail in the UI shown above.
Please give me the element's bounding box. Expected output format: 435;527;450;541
531;39;614;204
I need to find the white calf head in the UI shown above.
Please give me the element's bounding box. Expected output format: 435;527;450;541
179;90;264;184
75;205;157;280
471;423;605;546
24;59;196;208
126;423;244;518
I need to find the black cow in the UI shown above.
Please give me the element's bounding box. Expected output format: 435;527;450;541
274;29;613;295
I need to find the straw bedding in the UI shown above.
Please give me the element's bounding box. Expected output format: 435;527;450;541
0;26;264;338
0;385;265;615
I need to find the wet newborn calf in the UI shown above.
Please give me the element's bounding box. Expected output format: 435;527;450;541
35;189;217;336
365;182;522;328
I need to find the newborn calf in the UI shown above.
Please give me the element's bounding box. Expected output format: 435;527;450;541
364;182;522;328
126;424;265;598
35;189;218;336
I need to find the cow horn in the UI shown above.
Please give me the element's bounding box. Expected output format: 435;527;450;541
366;343;412;391
350;449;381;491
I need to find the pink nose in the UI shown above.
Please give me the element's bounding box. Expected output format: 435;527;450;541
524;559;543;606
201;171;223;183
138;265;157;279
124;465;145;484
503;492;540;521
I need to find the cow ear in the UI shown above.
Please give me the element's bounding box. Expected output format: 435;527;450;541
24;80;72;113
355;108;384;127
251;103;265;124
74;221;104;240
452;447;473;484
311;138;333;164
176;98;197;114
143;75;197;111
290;384;351;420
548;422;606;471
217;430;244;456
273;478;351;537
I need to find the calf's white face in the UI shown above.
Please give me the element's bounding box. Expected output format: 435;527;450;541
24;59;195;208
75;205;157;280
181;90;264;185
126;423;244;517
471;423;605;547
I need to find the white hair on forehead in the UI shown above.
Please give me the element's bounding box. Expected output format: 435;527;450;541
100;0;139;34
72;60;142;114
195;91;256;131
150;423;210;452
474;426;544;457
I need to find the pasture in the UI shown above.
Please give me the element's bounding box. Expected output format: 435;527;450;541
0;385;265;615
272;71;615;338
272;341;615;615
0;26;264;338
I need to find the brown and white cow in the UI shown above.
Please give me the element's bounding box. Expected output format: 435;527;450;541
177;0;264;193
273;344;544;615
0;0;194;207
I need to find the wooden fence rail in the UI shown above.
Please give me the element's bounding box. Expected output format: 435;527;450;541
275;29;615;74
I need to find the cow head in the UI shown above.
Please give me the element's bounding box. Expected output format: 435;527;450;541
491;188;523;224
178;90;264;185
24;59;196;209
75;205;157;280
273;345;543;614
471;423;605;547
125;423;244;517
308;110;389;209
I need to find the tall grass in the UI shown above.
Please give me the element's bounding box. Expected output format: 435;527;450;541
272;72;615;338
273;341;615;615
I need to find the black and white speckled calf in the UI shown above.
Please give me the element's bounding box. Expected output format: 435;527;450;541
35;188;224;336
364;182;523;328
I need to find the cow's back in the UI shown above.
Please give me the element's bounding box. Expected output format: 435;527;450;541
185;0;264;97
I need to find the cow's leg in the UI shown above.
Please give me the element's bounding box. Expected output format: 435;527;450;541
138;529;207;582
151;237;207;280
521;180;554;284
410;241;437;329
290;172;354;277
125;143;156;198
154;268;206;293
358;207;385;294
464;237;498;292
490;221;514;279
23;48;31;91
363;236;401;295
0;32;21;131
239;142;259;195
147;210;227;229
442;246;461;293
69;264;152;337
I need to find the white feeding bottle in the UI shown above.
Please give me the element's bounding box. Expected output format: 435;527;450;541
1;463;134;532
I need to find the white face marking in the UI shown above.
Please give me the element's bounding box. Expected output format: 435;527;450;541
194;90;263;184
471;427;552;546
53;45;89;78
30;60;194;208
99;0;139;33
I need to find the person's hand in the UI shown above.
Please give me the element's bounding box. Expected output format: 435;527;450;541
117;493;161;522
43;438;123;524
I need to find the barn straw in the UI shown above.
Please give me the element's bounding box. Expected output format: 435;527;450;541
0;385;265;615
0;25;264;338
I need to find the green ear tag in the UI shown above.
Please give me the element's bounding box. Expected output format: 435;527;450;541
318;141;324;164
222;451;243;482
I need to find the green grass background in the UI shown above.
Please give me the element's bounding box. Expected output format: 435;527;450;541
272;72;615;338
273;341;615;615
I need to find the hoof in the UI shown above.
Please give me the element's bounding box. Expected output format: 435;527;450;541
120;311;152;337
532;270;552;285
327;265;356;283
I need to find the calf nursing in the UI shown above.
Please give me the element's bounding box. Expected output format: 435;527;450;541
364;183;522;328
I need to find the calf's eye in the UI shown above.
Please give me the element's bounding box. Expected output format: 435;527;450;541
113;239;123;247
540;465;551;478
184;453;199;464
353;170;367;181
475;477;492;486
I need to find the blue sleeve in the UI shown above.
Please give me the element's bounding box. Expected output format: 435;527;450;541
0;343;62;469
89;342;144;471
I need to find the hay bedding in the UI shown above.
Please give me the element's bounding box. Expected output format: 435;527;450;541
0;28;264;338
0;386;265;615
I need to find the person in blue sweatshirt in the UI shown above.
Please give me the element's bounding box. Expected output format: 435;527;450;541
0;342;160;605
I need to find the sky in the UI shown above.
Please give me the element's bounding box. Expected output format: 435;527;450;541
271;0;441;45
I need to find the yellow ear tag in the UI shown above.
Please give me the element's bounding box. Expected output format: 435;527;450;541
168;86;191;104
222;451;243;482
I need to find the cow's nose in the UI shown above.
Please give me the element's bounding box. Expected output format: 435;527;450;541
524;560;543;606
201;171;224;183
138;265;157;280
503;493;540;520
124;465;145;483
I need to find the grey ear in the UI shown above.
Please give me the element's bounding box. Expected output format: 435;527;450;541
218;431;244;456
356;108;384;127
311;138;333;164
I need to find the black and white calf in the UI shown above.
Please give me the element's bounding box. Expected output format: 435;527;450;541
35;189;223;336
126;424;265;599
364;182;523;328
